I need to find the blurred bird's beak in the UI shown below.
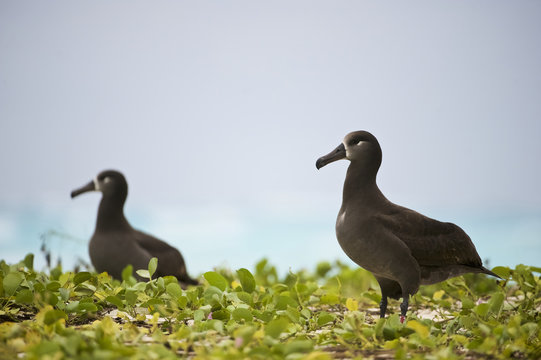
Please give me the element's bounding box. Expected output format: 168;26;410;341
316;143;346;169
71;180;96;198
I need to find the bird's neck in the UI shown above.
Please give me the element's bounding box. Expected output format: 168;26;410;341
96;196;130;231
342;162;385;206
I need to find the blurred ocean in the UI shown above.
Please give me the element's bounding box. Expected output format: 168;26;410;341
0;203;539;276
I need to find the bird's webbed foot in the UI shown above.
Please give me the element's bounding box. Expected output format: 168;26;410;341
399;297;409;323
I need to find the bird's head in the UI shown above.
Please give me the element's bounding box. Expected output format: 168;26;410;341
316;130;382;170
71;170;128;199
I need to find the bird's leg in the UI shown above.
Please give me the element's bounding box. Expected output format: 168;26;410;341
399;296;409;323
379;295;388;318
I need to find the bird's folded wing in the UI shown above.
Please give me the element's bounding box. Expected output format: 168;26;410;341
132;230;188;278
133;230;177;253
379;206;483;268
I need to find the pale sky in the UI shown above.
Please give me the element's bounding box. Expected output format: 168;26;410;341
1;1;540;272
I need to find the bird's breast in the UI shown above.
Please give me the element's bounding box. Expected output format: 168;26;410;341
336;208;347;231
335;207;370;241
335;209;369;258
335;207;398;277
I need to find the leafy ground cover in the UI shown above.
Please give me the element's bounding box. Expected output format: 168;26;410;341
0;254;539;359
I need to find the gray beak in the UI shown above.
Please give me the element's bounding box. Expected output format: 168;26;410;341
71;180;96;198
316;143;346;169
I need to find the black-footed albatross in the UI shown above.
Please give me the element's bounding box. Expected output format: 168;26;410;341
316;131;499;323
71;170;198;286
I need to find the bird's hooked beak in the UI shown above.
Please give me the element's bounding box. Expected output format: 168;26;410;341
316;143;346;169
71;180;97;198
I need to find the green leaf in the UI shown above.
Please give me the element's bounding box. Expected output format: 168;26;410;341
406;320;430;338
156;276;165;291
320;293;340;305
474;303;490;318
212;309;231;320
204;271;228;291
15;289;33;304
253;310;273;323
462;297;474;310
317;311;336;326
66;301;79;312
106;295;123;308
232;308;253;322
236;291;253;305
145;298;164;307
166;282;182;299
492;266;510;279
363;292;381;304
136;270;150;279
204;286;223;306
50;267;62;280
73;272;91;285
125;289;138;305
206;319;224;333
78;302;98;313
300;308;311;319
59;273;71;286
43;309;68;325
30;341;60;356
59;288;70;301
176;296;188;308
233;325;257;348
3;272;24;296
275;295;298;310
316;261;332;277
433;290;445;300
23;253;34;270
148;257;158;279
285;306;300;324
459;315;476;329
46;281;61;291
2;256;539;359
345;297;358;311
194;309;205;322
489;292;504;314
122;264;134;282
265;317;290;338
283;340;313;355
237;268;256;293
32;283;43;294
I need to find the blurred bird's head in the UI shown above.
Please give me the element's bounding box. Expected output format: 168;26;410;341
71;169;128;200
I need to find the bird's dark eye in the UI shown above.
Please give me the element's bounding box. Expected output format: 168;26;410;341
349;138;361;146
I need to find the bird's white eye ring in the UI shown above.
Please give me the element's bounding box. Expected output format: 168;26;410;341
103;176;111;184
357;140;365;146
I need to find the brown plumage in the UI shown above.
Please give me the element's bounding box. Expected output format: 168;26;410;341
71;170;198;286
316;131;499;322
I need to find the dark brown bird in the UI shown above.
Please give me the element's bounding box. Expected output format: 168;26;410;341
71;170;198;286
316;131;499;322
